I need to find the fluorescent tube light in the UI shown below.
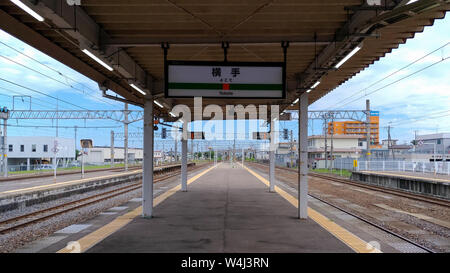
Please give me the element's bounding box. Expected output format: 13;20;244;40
407;0;418;4
311;81;321;89
306;89;312;93
292;98;299;104
154;100;164;108
130;83;146;95
82;49;114;71
10;0;44;22
169;112;177;118
335;45;362;68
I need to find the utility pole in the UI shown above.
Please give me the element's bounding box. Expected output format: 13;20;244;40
387;125;395;160
111;130;115;167
56;96;59;137
191;139;194;161
366;99;371;163
330;115;334;172
124;103;129;171
2;118;7;177
414;130;418;152
324;116;328;169
74;126;78;151
290;130;294;168
174;131;178;162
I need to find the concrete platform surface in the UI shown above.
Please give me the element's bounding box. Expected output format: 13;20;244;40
87;163;352;253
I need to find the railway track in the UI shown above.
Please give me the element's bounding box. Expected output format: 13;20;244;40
0;164;208;235
249;162;449;208
308;172;450;208
246;162;448;253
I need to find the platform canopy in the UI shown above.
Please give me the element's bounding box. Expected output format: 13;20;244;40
1;0;448;119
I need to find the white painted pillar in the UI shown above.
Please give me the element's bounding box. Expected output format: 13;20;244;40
181;130;188;192
298;92;308;219
142;99;154;218
27;158;30;171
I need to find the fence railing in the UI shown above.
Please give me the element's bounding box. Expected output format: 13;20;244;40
356;160;450;176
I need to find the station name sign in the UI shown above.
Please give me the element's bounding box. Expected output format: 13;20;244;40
165;61;286;99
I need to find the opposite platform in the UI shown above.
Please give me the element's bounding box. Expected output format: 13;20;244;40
85;163;353;253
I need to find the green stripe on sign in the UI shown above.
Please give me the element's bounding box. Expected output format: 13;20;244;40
168;83;282;90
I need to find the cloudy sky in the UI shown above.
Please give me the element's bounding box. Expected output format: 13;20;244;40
0;12;449;149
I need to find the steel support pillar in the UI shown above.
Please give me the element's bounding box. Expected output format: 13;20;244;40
298;93;309;219
181;132;188;192
142;99;154;218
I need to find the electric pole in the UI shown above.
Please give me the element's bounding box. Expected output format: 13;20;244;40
324;115;328;169
124;103;129;171
330;115;334;172
387;124;395;160
111;130;115;167
290;130;294;168
174;131;178;162
366;99;371;162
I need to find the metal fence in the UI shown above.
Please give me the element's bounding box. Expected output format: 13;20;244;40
5;161;143;176
356;160;450;176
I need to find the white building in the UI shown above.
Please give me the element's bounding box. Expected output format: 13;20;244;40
81;146;167;165
308;135;363;168
5;136;75;170
82;146;143;164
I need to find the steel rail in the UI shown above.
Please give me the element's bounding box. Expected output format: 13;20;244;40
0;164;207;234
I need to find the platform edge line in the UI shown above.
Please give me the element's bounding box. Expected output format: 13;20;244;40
241;164;382;253
56;163;219;253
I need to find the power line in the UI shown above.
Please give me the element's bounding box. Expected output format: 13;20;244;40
387;109;450;126
0;77;90;110
334;56;450;109
0;54;119;108
327;42;450;110
386;111;450;125
0;88;59;109
0;41;109;98
5;124;121;129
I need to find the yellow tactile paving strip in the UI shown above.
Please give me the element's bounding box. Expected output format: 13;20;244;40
57;163;220;253
360;171;450;183
242;164;382;253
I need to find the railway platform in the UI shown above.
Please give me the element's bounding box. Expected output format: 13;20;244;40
351;171;450;200
15;162;416;253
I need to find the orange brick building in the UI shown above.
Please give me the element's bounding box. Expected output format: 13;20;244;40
328;111;381;149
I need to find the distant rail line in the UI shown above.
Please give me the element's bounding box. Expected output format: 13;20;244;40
0;164;207;235
246;162;450;253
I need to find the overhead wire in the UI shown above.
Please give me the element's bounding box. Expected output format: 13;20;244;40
0;77;90;110
326;42;450;110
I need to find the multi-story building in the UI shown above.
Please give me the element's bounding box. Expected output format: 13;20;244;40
328;111;381;149
4;136;75;171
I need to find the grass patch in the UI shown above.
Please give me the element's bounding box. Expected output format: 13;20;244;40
311;168;352;178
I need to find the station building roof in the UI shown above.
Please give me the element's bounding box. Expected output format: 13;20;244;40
0;0;448;119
